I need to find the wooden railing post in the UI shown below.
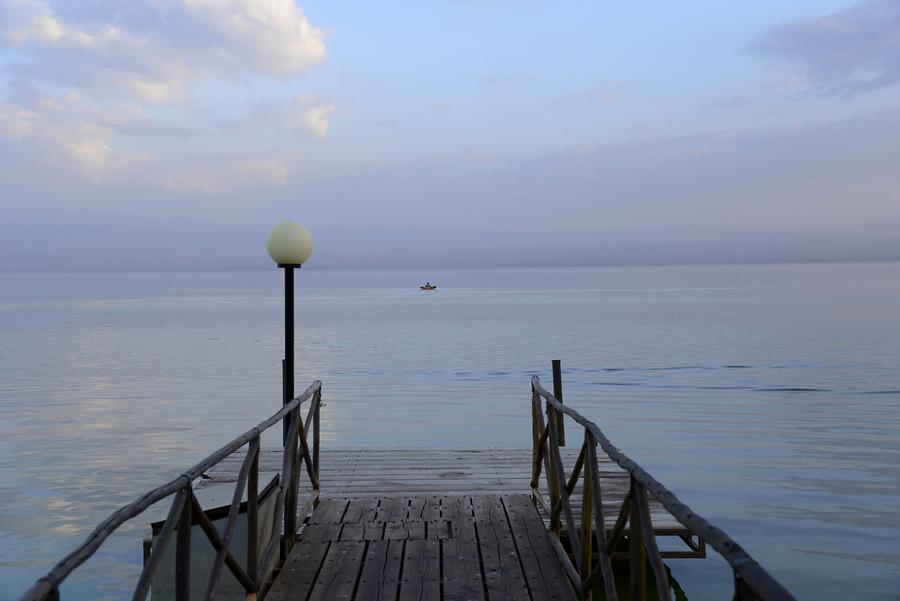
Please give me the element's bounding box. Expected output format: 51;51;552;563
580;432;593;583
531;384;541;489
247;437;259;588
284;407;299;555
546;404;582;568
545;399;562;536
552;359;565;446
175;483;192;601
313;388;321;481
583;430;619;601
629;477;646;601
291;407;302;537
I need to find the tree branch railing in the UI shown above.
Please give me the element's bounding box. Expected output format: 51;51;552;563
531;376;796;601
19;380;324;601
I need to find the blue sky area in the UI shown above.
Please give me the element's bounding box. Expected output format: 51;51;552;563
1;1;899;267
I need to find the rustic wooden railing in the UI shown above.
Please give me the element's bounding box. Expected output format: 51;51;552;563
19;380;323;601
531;376;796;601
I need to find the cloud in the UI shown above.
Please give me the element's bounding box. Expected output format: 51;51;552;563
288;96;334;140
3;105;900;246
0;98;148;179
1;0;111;48
750;0;900;96
160;151;298;194
258;108;900;237
183;0;326;76
0;102;35;140
0;0;329;181
225;94;335;141
1;0;327;102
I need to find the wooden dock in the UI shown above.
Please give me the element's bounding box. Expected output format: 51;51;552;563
203;448;701;601
267;494;575;601
204;448;699;554
19;377;796;601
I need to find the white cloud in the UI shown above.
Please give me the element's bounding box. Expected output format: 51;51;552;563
0;0;329;183
0;103;36;140
1;0;101;47
227;95;335;141
287;96;334;140
160;171;220;195
1;0;327;97
161;152;298;194
129;78;187;105
183;0;326;76
35;119;148;180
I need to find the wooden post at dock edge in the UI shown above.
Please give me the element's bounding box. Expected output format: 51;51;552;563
552;359;566;446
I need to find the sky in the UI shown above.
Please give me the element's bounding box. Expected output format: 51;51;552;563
1;0;899;269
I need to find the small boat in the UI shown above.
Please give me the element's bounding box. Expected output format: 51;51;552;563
420;283;438;291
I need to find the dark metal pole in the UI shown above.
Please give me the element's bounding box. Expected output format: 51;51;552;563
283;265;295;444
552;359;565;446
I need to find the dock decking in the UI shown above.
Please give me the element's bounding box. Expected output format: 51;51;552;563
205;448;700;600
267;494;576;601
204;448;695;548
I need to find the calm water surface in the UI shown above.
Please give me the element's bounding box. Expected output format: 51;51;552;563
1;263;899;600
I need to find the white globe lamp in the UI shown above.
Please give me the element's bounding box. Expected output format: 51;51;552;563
267;221;313;266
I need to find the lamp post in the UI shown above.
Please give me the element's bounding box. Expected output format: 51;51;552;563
267;221;314;444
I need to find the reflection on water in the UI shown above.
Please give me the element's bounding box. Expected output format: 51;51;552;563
1;263;900;600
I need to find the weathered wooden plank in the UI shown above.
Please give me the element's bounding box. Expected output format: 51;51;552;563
374;498;404;521
407;496;442;521
503;494;579;601
439;496;475;540
472;495;530;601
426;520;450;540
384;520;425;540
398;539;440;601
339;522;365;541
307;541;366;601
356;540;403;601
309;499;348;524
424;497;443;520
338;522;386;541
265;541;330;601
407;497;427;520
443;537;486;601
300;523;341;543
343;498;380;523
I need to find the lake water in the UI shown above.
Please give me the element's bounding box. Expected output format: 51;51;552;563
1;263;899;600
